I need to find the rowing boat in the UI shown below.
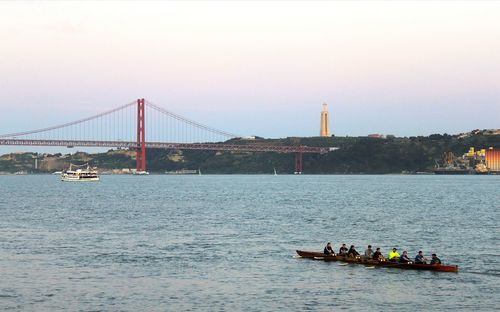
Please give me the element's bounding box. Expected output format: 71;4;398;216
296;250;458;273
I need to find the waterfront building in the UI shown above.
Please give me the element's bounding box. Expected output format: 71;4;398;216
485;148;500;172
368;134;386;139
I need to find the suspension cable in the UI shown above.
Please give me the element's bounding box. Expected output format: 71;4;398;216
146;100;239;139
0;101;136;138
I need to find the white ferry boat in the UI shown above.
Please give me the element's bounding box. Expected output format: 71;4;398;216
61;164;100;182
133;170;150;175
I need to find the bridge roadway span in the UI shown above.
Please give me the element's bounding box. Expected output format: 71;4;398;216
0;139;329;154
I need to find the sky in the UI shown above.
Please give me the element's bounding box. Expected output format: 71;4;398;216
0;0;499;154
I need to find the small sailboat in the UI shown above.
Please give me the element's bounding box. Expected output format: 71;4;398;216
198;168;202;175
273;167;277;176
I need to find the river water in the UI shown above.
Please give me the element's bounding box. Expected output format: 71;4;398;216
0;175;499;311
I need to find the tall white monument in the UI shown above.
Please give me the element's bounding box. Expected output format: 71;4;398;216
320;103;331;137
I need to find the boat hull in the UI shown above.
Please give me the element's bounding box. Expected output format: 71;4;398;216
61;178;100;182
296;250;458;273
433;169;474;175
61;175;100;182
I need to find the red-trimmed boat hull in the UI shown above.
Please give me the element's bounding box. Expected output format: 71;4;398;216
296;250;458;273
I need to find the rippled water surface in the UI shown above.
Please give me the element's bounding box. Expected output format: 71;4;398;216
1;175;499;311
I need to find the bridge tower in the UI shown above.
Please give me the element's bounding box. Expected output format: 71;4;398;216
295;146;304;174
136;98;146;172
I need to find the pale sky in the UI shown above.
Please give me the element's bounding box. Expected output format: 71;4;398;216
0;0;499;148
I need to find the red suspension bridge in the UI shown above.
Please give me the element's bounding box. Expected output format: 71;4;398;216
0;99;333;173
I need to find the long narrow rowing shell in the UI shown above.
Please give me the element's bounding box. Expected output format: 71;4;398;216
296;250;458;273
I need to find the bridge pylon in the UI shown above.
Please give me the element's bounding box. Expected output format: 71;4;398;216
136;98;146;172
294;147;304;174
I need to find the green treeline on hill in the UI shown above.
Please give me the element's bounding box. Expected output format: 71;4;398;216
1;132;499;174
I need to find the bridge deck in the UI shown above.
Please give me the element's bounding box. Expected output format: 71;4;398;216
0;139;329;154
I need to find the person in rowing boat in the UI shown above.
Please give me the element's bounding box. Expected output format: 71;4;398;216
430;253;442;265
347;245;360;258
324;242;336;256
364;245;374;259
398;250;411;263
372;247;385;261
339;244;348;256
414;251;428;264
388;248;400;262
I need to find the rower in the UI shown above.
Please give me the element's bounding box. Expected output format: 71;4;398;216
364;245;374;259
347;245;360;258
414;251;428;264
372;247;385;261
324;242;335;256
388;248;400;262
430;253;442;265
339;243;348;256
399;250;411;263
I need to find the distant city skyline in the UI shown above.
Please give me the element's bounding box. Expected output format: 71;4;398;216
0;1;499;153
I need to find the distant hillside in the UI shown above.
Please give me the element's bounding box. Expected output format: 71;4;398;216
1;131;499;174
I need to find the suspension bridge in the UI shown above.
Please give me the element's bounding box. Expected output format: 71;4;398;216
0;99;333;173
